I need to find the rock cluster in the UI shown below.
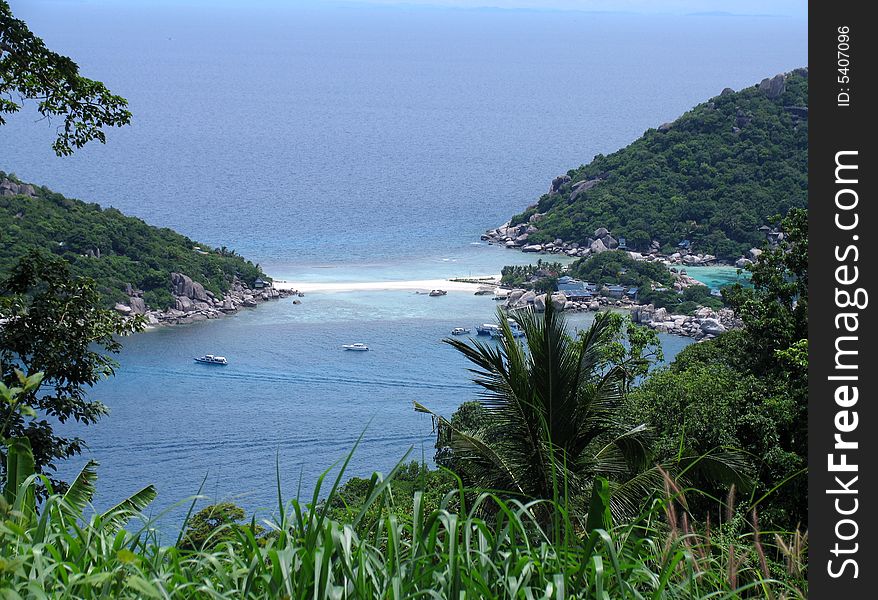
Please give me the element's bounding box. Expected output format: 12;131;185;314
501;289;641;315
496;287;741;340
502;290;570;313
0;178;37;197
631;305;742;340
114;272;296;326
758;74;786;99
665;252;717;266
482;224;625;259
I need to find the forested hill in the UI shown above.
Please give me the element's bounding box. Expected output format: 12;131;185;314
508;69;808;260
0;173;265;309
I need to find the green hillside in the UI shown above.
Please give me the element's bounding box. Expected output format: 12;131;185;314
509;70;808;259
0;173;265;309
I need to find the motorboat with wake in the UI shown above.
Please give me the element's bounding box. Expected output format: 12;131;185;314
342;343;370;351
194;354;228;365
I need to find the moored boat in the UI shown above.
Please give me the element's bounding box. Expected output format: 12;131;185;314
489;326;525;338
429;289;447;296
479;319;525;339
451;327;471;335
476;323;500;335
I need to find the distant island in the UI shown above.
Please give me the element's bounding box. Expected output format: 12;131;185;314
485;69;808;261
0;174;294;324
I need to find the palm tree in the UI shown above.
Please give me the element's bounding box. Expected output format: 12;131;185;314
417;300;664;520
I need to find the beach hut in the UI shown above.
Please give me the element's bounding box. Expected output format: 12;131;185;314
606;285;626;298
557;278;593;301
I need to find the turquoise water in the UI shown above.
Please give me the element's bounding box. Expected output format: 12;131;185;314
684;265;751;290
2;3;804;531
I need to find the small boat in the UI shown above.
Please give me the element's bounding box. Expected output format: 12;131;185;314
490;326;525;339
476;323;500;335
429;289;447;297
451;327;471;335
479;319;525;339
194;354;228;365
342;343;370;351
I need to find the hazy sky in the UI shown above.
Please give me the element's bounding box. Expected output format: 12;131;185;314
340;0;807;17
12;0;808;18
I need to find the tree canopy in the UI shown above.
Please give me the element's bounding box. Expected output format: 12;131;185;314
510;71;808;260
624;209;808;528
1;0;131;155
0;173;266;309
0;251;142;490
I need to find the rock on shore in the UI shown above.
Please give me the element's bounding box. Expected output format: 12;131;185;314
480;222;728;271
497;287;741;341
116;272;297;327
501;289;640;314
631;304;742;340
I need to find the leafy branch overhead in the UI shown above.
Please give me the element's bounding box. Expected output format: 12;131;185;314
0;0;131;155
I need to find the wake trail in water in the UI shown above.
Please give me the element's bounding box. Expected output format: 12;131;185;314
119;365;475;392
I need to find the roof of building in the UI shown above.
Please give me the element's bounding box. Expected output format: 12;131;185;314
558;281;587;292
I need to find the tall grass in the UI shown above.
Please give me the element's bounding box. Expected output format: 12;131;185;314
0;452;806;599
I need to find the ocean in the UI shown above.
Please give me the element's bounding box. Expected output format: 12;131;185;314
0;1;805;532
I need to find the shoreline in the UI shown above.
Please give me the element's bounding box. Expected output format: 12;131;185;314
132;274;501;330
272;276;498;294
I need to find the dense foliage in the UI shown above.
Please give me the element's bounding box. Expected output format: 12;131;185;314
324;461;458;527
510;72;808;259
1;0;131;155
0;173;266;308
419;307;745;525
624;209;808;529
569;250;674;289
638;283;725;314
500;259;565;291
0;431;807;598
0;251;142;489
179;502;266;551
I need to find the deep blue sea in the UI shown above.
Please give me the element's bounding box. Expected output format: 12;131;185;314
1;1;805;533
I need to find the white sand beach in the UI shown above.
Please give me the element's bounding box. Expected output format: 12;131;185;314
273;277;499;294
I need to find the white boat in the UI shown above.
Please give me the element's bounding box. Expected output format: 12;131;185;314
342;343;370;351
194;354;228;365
490;326;525;339
476;323;500;335
451;327;471;335
479;319;525;339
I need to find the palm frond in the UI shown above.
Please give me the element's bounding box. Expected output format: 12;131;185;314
99;485;157;532
61;459;99;518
